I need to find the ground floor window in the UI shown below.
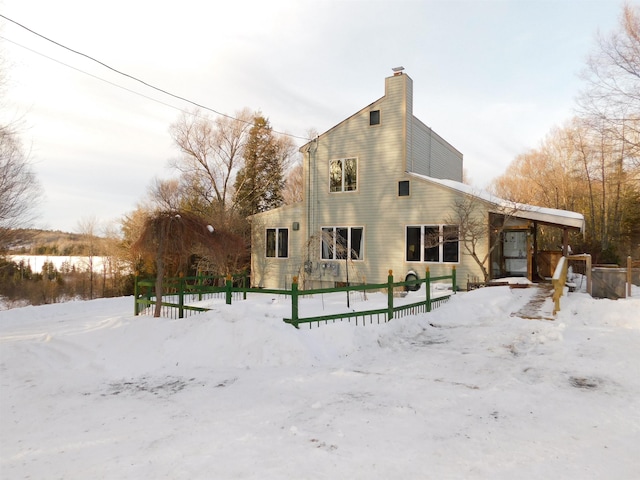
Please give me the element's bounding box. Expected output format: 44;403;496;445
406;225;459;263
321;226;364;260
266;228;288;258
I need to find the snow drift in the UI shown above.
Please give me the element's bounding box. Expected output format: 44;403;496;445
1;286;639;479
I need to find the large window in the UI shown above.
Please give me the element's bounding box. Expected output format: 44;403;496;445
321;226;364;260
330;158;358;192
405;225;459;263
266;228;289;258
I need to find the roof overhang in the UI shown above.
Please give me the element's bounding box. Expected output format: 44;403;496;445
408;172;585;232
506;207;585;231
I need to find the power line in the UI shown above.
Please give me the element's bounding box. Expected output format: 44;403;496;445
0;35;198;118
0;13;311;141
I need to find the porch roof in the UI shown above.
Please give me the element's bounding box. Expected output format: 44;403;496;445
410;173;585;232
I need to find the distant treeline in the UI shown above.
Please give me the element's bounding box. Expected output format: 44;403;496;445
0;256;134;307
6;229;108;256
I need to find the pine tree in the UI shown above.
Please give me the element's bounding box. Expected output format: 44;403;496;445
233;116;285;217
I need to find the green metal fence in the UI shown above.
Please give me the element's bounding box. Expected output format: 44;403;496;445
283;268;456;328
134;272;249;318
134;267;456;327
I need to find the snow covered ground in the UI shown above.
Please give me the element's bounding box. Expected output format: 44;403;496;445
1;284;639;479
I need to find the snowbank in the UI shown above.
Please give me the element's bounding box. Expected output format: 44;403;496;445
1;287;639;479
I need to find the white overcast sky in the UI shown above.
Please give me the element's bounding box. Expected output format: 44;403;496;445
0;0;625;233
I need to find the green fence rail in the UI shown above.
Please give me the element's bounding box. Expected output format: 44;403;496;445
134;272;249;318
283;268;456;328
134;267;456;327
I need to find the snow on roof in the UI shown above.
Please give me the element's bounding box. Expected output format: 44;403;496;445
409;173;585;231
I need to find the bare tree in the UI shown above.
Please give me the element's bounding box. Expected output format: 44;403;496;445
148;177;184;211
76;216;101;299
0;127;41;250
283;161;304;204
578;3;640;166
445;195;520;283
102;221;129;297
169;108;253;224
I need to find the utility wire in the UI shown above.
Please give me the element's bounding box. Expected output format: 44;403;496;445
0;13;311;141
0;35;198;118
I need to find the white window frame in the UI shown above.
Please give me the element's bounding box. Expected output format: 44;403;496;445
265;227;289;258
405;224;459;264
321;226;364;261
329;157;358;193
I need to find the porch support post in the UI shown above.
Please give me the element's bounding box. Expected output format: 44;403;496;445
562;227;569;256
531;221;538;282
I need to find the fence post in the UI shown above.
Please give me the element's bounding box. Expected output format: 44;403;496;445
452;266;457;292
425;267;431;312
586;254;592;296
178;273;185;319
628;256;632;298
225;274;233;305
134;272;139;316
243;271;248;300
387;270;394;321
291;276;299;328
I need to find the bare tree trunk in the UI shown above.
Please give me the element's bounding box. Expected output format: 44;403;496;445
578;133;598;242
154;255;165;318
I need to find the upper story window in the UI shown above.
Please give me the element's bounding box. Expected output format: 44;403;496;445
321;226;364;260
370;110;380;125
330;158;358;192
406;225;459;263
266;228;289;258
398;180;410;196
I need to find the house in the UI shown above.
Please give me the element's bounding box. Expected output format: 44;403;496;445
250;70;584;290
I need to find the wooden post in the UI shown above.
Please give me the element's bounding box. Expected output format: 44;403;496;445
562;227;569;256
531;222;538;282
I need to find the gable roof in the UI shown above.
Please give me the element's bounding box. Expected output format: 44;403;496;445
408;172;585;231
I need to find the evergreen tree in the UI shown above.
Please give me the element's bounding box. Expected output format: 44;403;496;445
233;116;285;217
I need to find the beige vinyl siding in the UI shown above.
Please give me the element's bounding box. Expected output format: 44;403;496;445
395;179;488;285
335;176;487;288
254;73;482;289
303;74;408;286
250;203;305;289
300;73;481;288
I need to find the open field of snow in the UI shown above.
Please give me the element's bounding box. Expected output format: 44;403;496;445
1;286;639;479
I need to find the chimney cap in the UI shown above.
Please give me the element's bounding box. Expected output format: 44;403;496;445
392;66;405;73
